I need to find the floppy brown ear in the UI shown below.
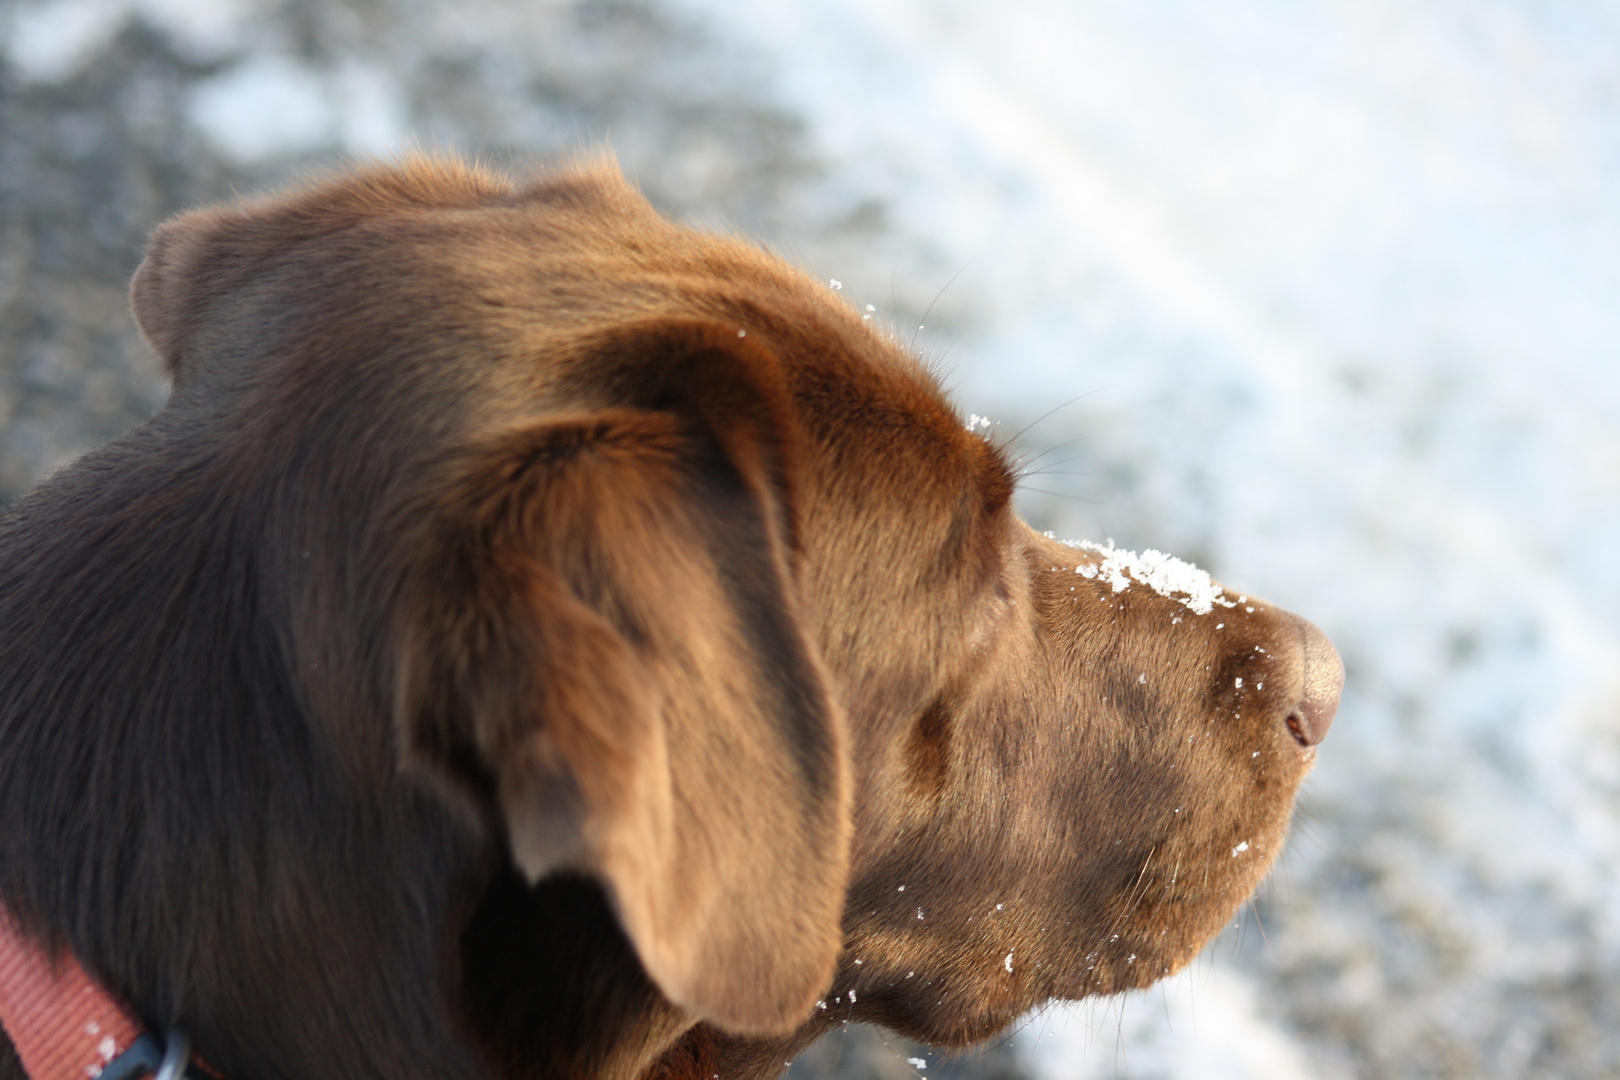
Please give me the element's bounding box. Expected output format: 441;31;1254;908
131;157;515;380
129;207;238;377
393;320;850;1035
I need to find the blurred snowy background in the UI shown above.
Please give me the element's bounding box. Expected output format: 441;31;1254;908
4;0;1620;1077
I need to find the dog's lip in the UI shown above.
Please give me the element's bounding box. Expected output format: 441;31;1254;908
1287;617;1343;746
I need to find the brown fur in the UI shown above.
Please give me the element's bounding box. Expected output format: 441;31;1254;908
0;157;1335;1080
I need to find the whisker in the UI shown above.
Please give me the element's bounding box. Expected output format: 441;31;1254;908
1014;488;1099;503
1015;454;1085;477
1015;468;1090;481
998;386;1113;450
1252;895;1273;954
910;261;972;352
1013;437;1087;473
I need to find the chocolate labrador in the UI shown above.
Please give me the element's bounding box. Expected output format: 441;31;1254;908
0;157;1341;1080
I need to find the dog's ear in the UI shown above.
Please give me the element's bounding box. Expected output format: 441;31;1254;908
393;319;849;1036
132;158;515;379
130;206;239;378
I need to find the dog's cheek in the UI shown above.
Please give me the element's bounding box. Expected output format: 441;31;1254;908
1070;613;1312;989
961;592;1297;1000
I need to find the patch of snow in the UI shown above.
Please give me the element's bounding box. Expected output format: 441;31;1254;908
4;0;131;84
186;52;409;163
187;55;335;162
1020;965;1324;1080
1066;539;1236;615
3;0;258;83
135;0;256;61
330;60;410;157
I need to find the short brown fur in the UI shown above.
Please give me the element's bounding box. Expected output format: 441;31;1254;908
0;157;1332;1080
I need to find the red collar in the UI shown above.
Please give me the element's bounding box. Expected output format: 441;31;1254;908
0;903;198;1080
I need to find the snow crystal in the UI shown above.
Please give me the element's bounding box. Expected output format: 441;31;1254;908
1063;539;1236;615
1232;841;1250;857
907;1058;927;1070
828;278;843;289
1004;951;1015;973
966;413;993;434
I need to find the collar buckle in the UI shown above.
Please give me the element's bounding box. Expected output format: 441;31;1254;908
98;1028;201;1080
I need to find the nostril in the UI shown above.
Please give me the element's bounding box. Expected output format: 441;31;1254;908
1288;617;1344;747
1285;711;1308;745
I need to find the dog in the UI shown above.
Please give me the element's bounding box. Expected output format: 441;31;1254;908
0;157;1341;1080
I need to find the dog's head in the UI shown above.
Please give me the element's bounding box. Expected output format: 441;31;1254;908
123;157;1341;1079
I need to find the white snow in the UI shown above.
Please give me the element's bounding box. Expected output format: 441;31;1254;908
187;55;336;163
1021;966;1323;1080
3;0;129;83
134;0;256;62
3;0;257;83
1067;539;1235;615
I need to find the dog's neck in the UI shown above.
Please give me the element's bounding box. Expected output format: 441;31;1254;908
0;905;179;1080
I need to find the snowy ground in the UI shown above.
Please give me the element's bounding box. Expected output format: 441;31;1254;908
696;4;1620;1078
5;1;1620;1076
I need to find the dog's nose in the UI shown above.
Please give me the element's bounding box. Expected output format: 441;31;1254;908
1285;617;1343;746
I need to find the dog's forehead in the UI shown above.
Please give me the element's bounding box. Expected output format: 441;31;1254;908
210;159;1005;510
399;168;997;482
